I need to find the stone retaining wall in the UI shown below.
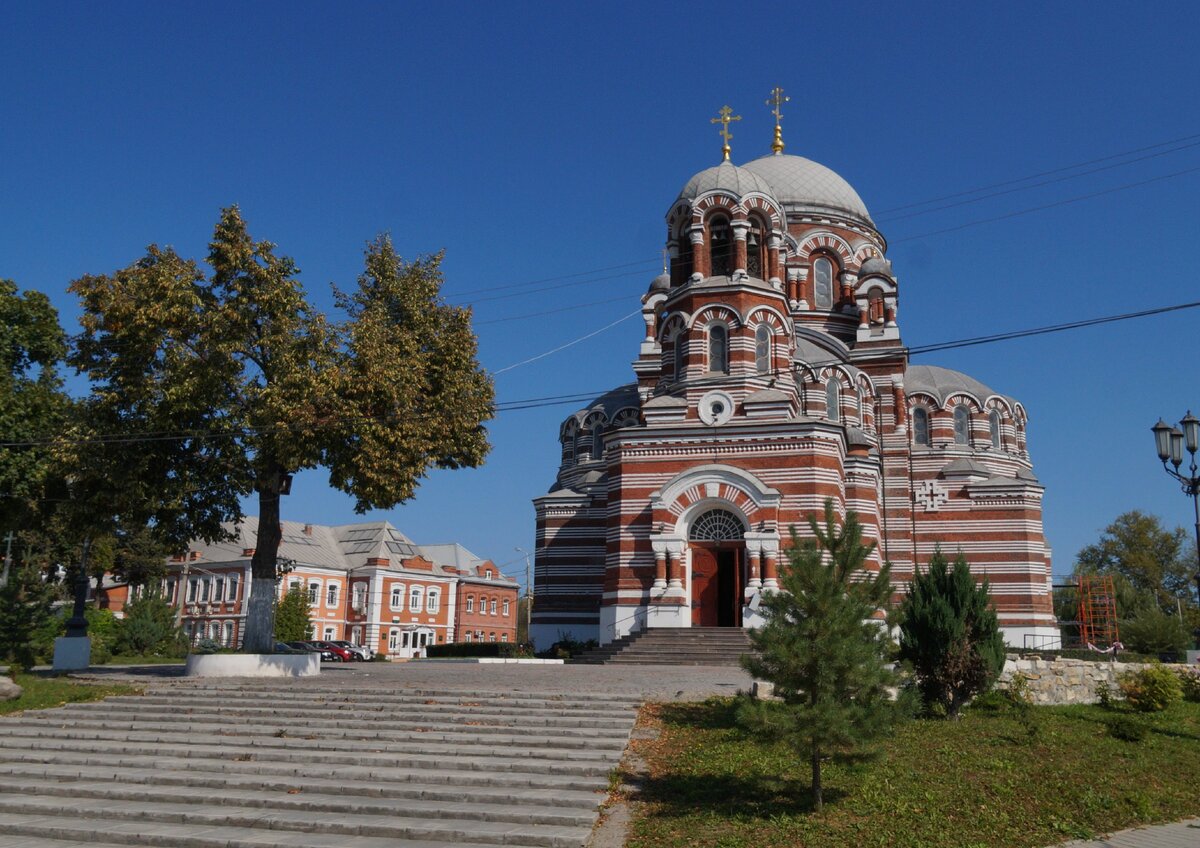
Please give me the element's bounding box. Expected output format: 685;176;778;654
999;655;1195;705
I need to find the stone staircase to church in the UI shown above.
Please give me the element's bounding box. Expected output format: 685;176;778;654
0;680;640;848
572;626;754;666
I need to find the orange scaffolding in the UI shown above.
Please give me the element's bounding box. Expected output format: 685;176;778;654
1077;575;1119;650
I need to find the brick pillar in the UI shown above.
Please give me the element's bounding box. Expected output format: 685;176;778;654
732;221;749;273
690;226;708;278
748;549;762;590
763;553;779;589
653;551;667;590
667;550;683;590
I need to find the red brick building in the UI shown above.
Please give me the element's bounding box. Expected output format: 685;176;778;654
531;128;1055;649
158;518;517;656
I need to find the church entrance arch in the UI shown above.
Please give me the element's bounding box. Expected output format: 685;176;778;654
688;509;745;627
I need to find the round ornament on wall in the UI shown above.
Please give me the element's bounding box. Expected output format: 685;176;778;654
698;390;735;426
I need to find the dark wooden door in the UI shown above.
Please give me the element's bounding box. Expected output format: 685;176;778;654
691;546;720;626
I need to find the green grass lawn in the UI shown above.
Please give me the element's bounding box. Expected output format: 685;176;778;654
105;654;186;665
626;697;1200;848
1;674;141;716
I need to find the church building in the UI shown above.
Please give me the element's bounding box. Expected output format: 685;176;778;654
530;96;1056;649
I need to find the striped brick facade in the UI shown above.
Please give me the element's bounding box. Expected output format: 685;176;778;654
531;153;1056;649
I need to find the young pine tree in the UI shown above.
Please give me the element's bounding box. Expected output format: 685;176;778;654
273;588;313;644
0;563;57;672
115;589;186;657
740;500;897;812
898;549;1006;717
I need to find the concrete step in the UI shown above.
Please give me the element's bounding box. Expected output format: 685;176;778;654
0;681;639;847
0;724;623;764
61;698;634;728
154;685;639;707
0;747;609;792
112;689;640;715
0;762;603;813
0;811;556;848
0;777;598;829
5;713;628;750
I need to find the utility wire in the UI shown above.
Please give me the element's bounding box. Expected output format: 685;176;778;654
6;298;1198;449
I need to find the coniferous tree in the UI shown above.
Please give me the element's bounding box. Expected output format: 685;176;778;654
740;500;897;812
0;562;56;671
898;549;1005;717
115;588;185;657
273;588;313;643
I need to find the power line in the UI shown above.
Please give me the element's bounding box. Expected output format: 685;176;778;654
6;298;1197;449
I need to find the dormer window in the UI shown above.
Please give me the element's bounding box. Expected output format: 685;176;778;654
708;325;728;374
954;405;971;445
826;379;840;423
814;257;834;309
709;217;732;277
912;407;931;447
754;324;771;374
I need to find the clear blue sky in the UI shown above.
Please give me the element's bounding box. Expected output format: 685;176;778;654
2;2;1198;587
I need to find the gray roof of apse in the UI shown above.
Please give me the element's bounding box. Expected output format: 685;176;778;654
742;154;873;223
677;161;779;203
568;383;640;423
905;365;1009;405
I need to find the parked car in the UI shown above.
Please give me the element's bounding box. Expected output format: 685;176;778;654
330;640;371;660
311;641;355;662
286;641;339;661
273;642;307;654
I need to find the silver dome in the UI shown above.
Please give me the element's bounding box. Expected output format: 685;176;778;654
742;154;872;223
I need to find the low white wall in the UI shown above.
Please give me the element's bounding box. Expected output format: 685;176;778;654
185;653;320;678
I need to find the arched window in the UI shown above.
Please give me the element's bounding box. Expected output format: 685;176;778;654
826;378;840;422
856;385;864;423
754;324;771;374
989;410;1002;449
612;408;641;429
814;257;834;309
868;288;885;324
426;589;439;613
689;509;745;541
223;621;234;647
673;228;693;285
409;586;423;612
912;407;931;447
708;325;728;374
954;405;971;445
561;420;576;464
672;332;686;381
747;219;766;278
583;412;606;461
710;217;732;277
592;427;604;461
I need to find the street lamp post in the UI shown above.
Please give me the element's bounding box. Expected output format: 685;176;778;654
515;546;533;643
1152;411;1200;608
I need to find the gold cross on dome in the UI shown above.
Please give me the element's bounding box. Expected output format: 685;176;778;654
766;86;789;154
710;105;741;161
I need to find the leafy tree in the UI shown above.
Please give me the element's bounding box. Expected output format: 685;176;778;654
273;587;312;643
1120;606;1190;655
0;562;56;671
69;209;493;651
898;549;1006;717
114;589;185;657
0;279;70;543
1075;511;1194;611
740;500;897;812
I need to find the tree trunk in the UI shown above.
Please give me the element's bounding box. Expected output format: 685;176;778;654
243;471;285;653
811;744;823;812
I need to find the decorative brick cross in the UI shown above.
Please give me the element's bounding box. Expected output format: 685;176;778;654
915;480;948;512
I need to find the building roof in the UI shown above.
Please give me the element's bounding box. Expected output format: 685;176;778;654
742;154;872;223
905;364;1011;405
677;160;778;203
181;517;512;583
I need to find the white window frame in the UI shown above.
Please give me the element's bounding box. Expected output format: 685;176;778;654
223;621;234;646
323;625;335;641
326;584;339;608
390;585;403;609
426;589;439;614
388;628;400;651
227;574;239;602
409;586;423;613
307;581;320;606
502;599;510;617
465;595;474;613
501;633;509;642
490;598;497;616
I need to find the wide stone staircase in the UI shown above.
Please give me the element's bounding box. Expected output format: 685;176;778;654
572;627;754;666
0;680;640;848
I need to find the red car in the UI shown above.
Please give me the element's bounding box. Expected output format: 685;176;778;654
311;641;355;662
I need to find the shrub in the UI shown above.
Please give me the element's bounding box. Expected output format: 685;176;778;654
114;590;186;657
898;549;1006;718
1176;667;1200;703
426;642;532;659
0;564;56;671
1107;715;1149;742
1095;680;1115;709
1118;664;1183;712
273;588;312;643
1120;608;1189;656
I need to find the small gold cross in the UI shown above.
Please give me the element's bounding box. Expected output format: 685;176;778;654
710;105;742;161
766;87;789;154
